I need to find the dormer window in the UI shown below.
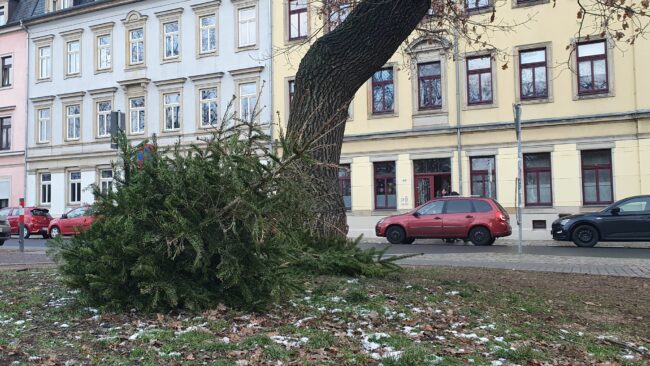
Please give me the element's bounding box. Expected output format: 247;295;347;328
62;0;73;9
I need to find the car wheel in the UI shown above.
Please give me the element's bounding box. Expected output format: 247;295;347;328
487;237;496;245
469;227;492;246
386;226;406;245
403;237;416;245
571;225;599;247
22;226;31;239
50;226;61;239
0;240;4;246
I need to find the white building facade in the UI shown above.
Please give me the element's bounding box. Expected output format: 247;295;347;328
25;0;273;216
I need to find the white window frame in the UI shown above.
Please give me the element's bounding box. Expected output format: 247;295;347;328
163;92;181;131
99;169;113;195
65;104;81;141
238;82;257;122
38;45;51;80
1;55;12;87
163;21;180;60
69;171;82;205
61;0;73;9
200;15;217;54
237;6;257;49
40;173;52;205
129;28;145;65
200;87;219;128
96;101;112;138
129;96;146;135
37;108;51;143
66;40;81;76
97;34;112;70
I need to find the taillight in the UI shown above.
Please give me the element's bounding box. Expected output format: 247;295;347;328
496;212;508;221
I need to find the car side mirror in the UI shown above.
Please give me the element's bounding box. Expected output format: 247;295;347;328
413;211;420;218
610;207;620;215
61;214;68;219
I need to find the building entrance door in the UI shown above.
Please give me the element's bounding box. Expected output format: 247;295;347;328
414;174;452;207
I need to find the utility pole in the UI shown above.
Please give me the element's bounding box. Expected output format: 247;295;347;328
18;197;24;252
513;104;523;255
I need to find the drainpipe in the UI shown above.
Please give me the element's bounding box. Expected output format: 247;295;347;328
20;20;29;207
453;27;463;195
267;0;274;150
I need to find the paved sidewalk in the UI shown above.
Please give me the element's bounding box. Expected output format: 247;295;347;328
0;250;52;269
395;252;650;278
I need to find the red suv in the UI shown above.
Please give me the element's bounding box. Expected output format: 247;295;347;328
375;197;511;245
0;207;53;239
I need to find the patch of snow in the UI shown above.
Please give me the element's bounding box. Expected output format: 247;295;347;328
494;336;505;342
14;320;25;325
293;317;315;327
346;279;359;284
174;323;209;336
60;323;69;328
222;337;230;344
270;335;308;348
446;291;460;296
621;354;634;360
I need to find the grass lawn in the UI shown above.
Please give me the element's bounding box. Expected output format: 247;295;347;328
0;267;648;365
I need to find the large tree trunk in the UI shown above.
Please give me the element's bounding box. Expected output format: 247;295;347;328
286;0;431;238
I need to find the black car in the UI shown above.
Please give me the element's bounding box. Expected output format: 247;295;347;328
552;195;650;247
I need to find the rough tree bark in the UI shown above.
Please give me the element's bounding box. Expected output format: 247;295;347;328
286;0;431;238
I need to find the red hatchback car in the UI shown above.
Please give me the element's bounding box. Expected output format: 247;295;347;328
375;197;512;245
0;207;53;239
48;206;96;238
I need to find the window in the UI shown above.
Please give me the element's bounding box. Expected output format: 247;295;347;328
374;162;396;209
467;55;492;105
0;117;10;150
97;34;111;70
66;40;80;75
327;3;352;31
371;68;394;114
470;156;496;199
69;171;82;204
532;220;547;230
61;0;73;9
40;173;52;205
519;48;547;99
129;28;145;65
288;0;308;40
66;105;81;140
0;6;5;26
38;108;51;143
418;62;442;110
473;200;492;212
577;40;608;95
581;149;613;205
99;169;113;195
339;164;351;211
288;79;295;110
1;56;12;87
97;101;112;138
445;200;474;214
200;88;218;127
238;7;256;48
129;97;145;134
163;21;180;60
524;153;552;206
163;92;181;131
466;0;490;11
239;82;257;122
416;201;444;215
199;15;217;54
38;46;51;80
616;197;650;213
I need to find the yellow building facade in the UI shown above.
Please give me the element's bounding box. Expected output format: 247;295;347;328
272;0;650;239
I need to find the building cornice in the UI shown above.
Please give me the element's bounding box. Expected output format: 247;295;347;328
155;8;184;19
117;78;151;90
23;0;145;26
60;28;84;39
0;105;16;113
32;34;54;44
88;87;119;96
29;95;56;104
153;77;187;88
191;1;222;12
57;91;86;100
189;72;224;82
229;66;264;77
89;22;116;33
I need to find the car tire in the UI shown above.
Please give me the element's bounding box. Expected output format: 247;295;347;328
403;237;416;245
22;226;31;239
42;233;50;239
487;237;496;245
50;226;61;239
0;240;4;246
469;227;492;246
386;226;406;245
571;225;599;248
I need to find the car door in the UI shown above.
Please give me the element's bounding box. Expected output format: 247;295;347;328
71;207;87;234
408;200;445;238
442;199;476;238
7;208;18;234
60;208;82;235
599;197;650;240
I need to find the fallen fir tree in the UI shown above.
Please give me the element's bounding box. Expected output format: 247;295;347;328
47;117;410;312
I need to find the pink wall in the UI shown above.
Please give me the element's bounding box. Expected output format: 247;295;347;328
0;28;27;207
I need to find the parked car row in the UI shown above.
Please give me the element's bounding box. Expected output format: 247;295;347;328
0;206;96;245
376;195;650;248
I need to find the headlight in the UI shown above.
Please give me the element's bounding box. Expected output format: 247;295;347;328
377;218;385;225
560;219;570;226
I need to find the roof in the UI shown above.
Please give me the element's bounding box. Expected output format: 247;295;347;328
2;0;104;28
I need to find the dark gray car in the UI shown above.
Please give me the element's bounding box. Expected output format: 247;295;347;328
0;216;10;245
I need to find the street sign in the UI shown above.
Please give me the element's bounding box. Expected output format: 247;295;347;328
136;144;156;168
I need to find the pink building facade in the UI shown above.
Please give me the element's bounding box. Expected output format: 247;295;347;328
0;26;27;208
